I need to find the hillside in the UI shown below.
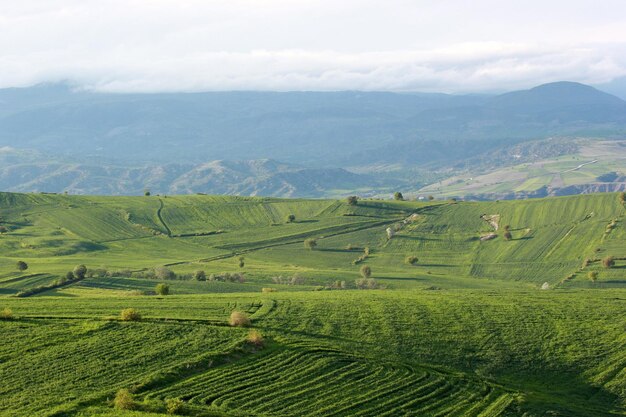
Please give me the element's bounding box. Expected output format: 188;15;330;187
0;192;625;416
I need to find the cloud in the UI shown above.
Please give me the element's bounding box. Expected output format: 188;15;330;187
1;1;626;93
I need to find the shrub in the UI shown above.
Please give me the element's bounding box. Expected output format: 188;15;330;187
0;308;13;320
114;389;135;410
405;256;418;265
286;214;296;223
65;271;75;281
165;398;185;414
16;261;28;272
360;265;372;278
73;264;87;279
355;278;379;289
144;189;151;196
193;270;206;281
229;311;250;327
503;225;511;231
588;271;598;281
428;195;434;201
261;287;276;293
304;238;317;250
602;256;615;268
393;192;404;201
503;231;512;241
346;196;359;205
120;308;142;322
238;256;245;268
247;329;264;347
155;283;170;296
0;225;8;233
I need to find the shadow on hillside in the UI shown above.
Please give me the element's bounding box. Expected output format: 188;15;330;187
296;220;319;224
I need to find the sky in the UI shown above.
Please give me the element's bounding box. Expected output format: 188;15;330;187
2;0;626;93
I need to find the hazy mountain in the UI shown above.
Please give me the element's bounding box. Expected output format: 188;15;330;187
0;149;377;197
0;81;625;197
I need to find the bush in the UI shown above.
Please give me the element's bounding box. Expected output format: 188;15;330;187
238;256;245;268
16;261;28;272
65;271;75;281
247;329;264;347
286;214;296;223
360;265;372;278
602;256;615;268
503;231;512;241
155;283;170;296
0;225;8;233
114;389;135;410
0;308;13;320
405;256;418;265
165;398;184;414
304;238;317;250
73;264;87;279
588;271;598;281
193;270;206;281
120;308;142;321
394;191;404;201
355;278;380;289
229;311;250;327
428;195;434;201
346;196;359;205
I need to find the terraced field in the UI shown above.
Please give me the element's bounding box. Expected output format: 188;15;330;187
0;191;625;416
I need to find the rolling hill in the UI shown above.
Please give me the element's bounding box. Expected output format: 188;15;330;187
0;192;625;416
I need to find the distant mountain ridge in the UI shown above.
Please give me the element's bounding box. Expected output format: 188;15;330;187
0;81;625;197
0;149;377;196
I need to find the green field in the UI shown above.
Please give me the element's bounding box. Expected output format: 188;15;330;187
0;191;625;416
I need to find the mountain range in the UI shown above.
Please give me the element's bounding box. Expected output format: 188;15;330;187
0;81;625;197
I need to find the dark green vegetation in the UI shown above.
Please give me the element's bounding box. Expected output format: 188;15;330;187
1;82;625;198
0;191;625;416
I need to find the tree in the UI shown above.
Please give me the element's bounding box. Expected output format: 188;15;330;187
155;283;170;296
503;231;512;241
247;329;264;347
154;266;176;280
238;256;245;268
114;389;135;410
16;261;28;272
193;270;206;281
405;256;418;265
0;308;13;320
393;192;404;201
165;398;185;414
360;265;372;278
304;238;317;250
286;214;296;223
73;264;87;279
428;195;434;201
229;311;250;327
346;196;359;206
120;308;142;321
65;271;75;281
144;189;151;196
602;256;615;268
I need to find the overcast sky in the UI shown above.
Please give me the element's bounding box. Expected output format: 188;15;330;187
2;0;626;93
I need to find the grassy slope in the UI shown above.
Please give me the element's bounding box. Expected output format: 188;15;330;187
0;191;625;416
